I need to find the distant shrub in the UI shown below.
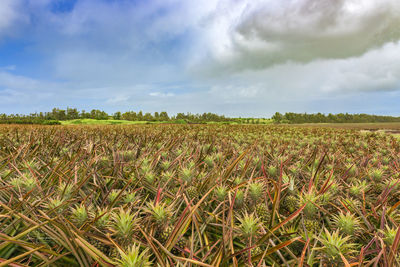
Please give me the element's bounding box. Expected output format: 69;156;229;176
41;120;61;125
0;119;61;125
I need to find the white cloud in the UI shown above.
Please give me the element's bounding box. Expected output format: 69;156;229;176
319;42;400;93
204;41;400;99
149;92;175;97
194;0;400;72
0;71;56;108
0;71;41;90
0;0;24;36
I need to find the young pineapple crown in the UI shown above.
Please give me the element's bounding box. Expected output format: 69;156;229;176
116;243;152;267
111;207;137;239
214;185;228;201
181;167;194;183
237;212;260;239
316;229;357;263
332;212;360;236
248;182;264;202
71;203;92;227
144;202;171;227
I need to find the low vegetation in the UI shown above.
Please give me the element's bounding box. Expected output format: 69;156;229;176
1;108;241;124
2;108;400;125
0;124;399;266
272;112;400;124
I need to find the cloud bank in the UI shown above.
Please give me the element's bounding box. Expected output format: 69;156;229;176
195;0;400;72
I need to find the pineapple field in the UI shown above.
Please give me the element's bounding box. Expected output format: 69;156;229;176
0;124;399;266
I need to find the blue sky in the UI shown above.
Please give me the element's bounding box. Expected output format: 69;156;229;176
1;0;400;117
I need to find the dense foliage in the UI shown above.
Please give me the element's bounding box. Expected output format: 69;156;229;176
272;112;400;124
2;108;400;125
0;124;400;266
1;108;237;124
0;118;61;125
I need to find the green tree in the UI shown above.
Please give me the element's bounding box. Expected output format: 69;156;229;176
113;112;122;120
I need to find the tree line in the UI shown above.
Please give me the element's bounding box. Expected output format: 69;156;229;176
0;108;237;124
272;112;400;124
1;108;399;125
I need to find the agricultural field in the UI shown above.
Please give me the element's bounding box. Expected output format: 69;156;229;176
0;124;399;266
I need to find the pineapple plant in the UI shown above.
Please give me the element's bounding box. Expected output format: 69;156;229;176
214;185;228;202
94;207;111;229
369;168;384;182
332;212;360;236
161;170;174;184
108;189;122;205
299;191;319;219
267;166;278;177
25;160;38;171
248;182;264;203
21;174;36;192
284;195;298;213
88;236;109;254
71;203;93;227
143;202;171;229
320;192;331;206
115;243;152;266
328;181;340;195
382;156;390;165
9;177;24;190
250;246;263;260
121;150;135;162
159;225;186;253
380;225;397;246
237;213;261;240
10;173;36;192
237;212;261;263
349;180;369;197
140;161;151;175
234;189;245;209
185;186;198;200
315;229;357;265
303;218;320;234
123;190;137;204
110;208;138;243
160;160;171;171
158;225;173;243
255;202;269;224
233;176;243;186
58;182;74;200
253;156;262;170
45;197;65;213
144;171;155;184
204;155;214;168
181;167;194;183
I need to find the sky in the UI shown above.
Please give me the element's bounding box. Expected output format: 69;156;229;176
0;0;400;117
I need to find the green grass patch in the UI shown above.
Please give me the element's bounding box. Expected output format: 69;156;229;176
60;119;153;125
60;119;191;125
